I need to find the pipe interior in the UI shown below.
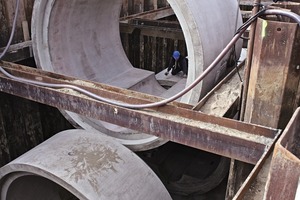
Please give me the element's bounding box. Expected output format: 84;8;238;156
32;0;242;150
0;130;172;199
4;175;78;200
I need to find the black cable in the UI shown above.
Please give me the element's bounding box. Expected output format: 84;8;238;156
273;0;289;2
236;8;268;34
253;3;266;9
240;36;250;40
232;45;243;83
0;24;249;109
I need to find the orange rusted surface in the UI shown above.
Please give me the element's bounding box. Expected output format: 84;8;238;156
0;62;280;164
265;108;300;200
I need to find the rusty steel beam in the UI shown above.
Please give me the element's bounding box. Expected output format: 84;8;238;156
264;107;300;200
244;18;300;129
0;62;280;164
227;16;300;199
240;0;262;122
232;134;280;200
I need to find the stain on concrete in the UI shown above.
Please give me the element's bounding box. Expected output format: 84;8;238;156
65;137;123;194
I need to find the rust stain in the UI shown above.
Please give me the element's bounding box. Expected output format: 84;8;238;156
65;137;123;194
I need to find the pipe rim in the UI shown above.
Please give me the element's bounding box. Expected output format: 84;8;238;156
0;130;172;199
31;0;242;150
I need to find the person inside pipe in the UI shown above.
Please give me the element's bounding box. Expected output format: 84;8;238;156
164;50;188;78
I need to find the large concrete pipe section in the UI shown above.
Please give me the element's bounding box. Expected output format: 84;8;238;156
0;130;171;200
32;0;242;150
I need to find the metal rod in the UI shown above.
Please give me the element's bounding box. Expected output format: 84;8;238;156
240;0;261;121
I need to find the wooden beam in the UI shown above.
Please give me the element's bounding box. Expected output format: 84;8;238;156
122;0;129;16
134;0;144;13
120;23;184;40
120;6;174;22
0;41;32;53
153;0;158;10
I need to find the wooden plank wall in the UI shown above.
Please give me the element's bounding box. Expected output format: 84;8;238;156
0;0;186;73
0;0;258;167
0;92;73;167
0;0;186;167
0;0;40;167
121;0;169;16
121;31;186;73
0;0;34;62
121;0;187;74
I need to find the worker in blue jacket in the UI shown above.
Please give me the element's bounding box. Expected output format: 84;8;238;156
164;51;188;77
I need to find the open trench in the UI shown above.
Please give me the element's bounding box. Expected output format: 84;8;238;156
0;0;243;199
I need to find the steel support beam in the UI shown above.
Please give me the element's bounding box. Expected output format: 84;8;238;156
0;62;280;164
264;107;300;200
229;15;300;200
244;17;300;129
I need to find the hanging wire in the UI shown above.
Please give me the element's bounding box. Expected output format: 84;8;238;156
0;0;20;60
232;0;243;83
1;1;300;110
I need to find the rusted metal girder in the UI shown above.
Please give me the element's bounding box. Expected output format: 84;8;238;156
228;14;300;200
0;62;280;164
244;17;300;129
264;107;300;200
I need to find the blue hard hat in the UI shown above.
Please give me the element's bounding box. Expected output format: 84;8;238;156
173;51;180;59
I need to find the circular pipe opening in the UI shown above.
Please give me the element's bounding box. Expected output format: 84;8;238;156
32;0;242;150
4;174;78;200
0;130;172;199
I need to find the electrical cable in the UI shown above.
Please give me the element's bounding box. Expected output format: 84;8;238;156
231;0;243;83
236;8;267;34
1;5;300;109
253;3;266;9
240;36;250;40
264;9;300;22
235;0;242;35
0;30;247;109
0;0;20;60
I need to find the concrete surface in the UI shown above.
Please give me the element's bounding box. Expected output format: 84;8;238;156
32;0;242;150
0;130;171;200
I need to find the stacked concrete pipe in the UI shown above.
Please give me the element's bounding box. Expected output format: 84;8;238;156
0;130;172;200
31;0;242;151
0;1;243;198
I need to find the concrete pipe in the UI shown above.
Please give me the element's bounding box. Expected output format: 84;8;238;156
0;129;171;200
32;0;242;150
